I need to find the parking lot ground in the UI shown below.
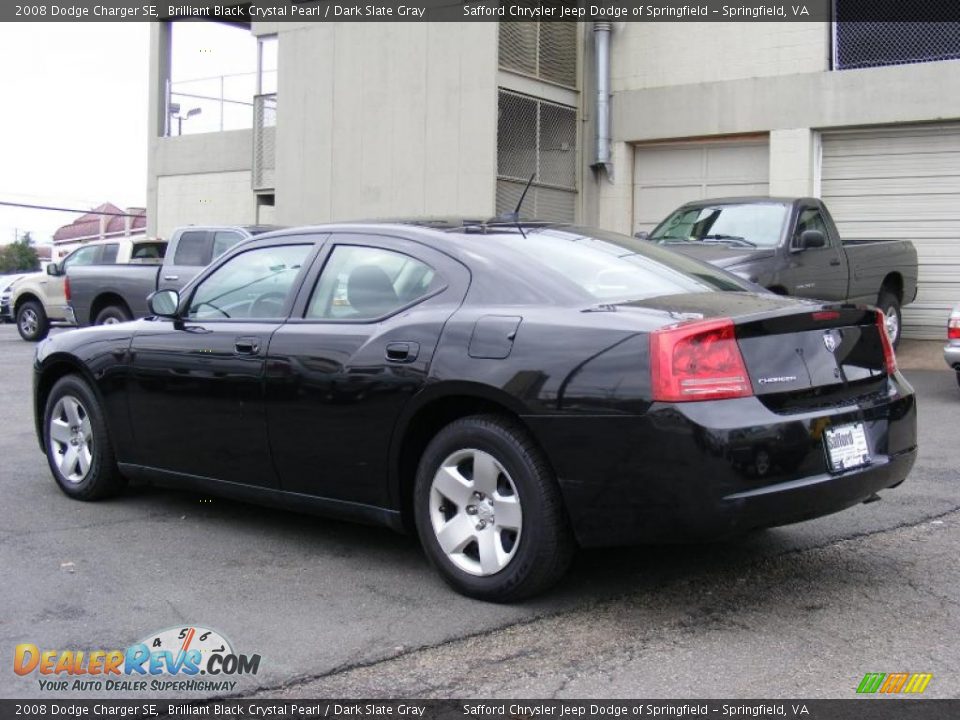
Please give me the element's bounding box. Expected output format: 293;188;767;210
1;323;958;699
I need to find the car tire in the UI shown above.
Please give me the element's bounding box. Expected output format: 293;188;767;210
16;299;49;342
414;414;575;602
877;290;902;348
43;375;126;501
94;305;132;326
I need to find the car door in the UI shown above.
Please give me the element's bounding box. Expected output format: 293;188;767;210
51;245;103;316
265;234;470;508
128;240;317;487
781;205;848;301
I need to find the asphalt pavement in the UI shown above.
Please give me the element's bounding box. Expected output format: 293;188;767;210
1;323;957;699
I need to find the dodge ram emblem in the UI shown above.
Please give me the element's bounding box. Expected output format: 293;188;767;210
823;331;839;353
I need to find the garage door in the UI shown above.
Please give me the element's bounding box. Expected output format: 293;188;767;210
822;124;960;340
633;138;770;233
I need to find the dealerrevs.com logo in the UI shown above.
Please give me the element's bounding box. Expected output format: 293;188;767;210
14;626;261;693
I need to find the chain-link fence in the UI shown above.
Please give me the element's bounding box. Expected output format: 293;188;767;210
834;22;960;70
252;94;277;192
496;90;577;222
499;21;577;88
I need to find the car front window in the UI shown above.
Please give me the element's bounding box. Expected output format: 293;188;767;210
650;203;788;249
187;245;311;320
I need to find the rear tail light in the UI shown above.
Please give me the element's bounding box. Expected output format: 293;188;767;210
650;318;752;402
876;309;897;375
949;315;960;340
64;276;71;303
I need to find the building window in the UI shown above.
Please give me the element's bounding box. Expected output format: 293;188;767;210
499;22;577;88
834;18;960;70
496;90;577;223
167;22;258;136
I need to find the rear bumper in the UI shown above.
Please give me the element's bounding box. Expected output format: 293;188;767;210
525;374;917;548
944;342;960;370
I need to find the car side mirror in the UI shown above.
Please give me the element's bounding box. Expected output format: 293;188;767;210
799;229;826;249
46;263;62;277
147;289;180;318
633;230;650;241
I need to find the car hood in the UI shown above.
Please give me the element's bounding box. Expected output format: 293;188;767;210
661;244;775;269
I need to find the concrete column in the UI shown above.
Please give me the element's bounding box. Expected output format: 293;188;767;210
769;128;817;197
594;141;634;234
146;22;172;236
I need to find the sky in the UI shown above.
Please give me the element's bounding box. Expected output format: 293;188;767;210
0;22;258;246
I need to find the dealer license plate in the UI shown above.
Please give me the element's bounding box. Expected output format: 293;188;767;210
824;422;871;472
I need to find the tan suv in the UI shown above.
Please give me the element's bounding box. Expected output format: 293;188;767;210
10;237;166;341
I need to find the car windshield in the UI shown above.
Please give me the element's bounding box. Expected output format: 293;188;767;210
498;226;748;303
649;203;788;249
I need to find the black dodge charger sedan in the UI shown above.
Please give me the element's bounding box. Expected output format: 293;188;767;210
32;221;917;601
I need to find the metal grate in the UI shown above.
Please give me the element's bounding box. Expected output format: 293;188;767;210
499;21;577;88
834;22;960;70
252;93;277;192
496;90;577;222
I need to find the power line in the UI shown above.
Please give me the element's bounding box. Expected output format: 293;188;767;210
0;200;144;218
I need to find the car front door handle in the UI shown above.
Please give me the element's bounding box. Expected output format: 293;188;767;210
829;259;842;267
164;275;179;281
234;337;261;355
385;342;419;363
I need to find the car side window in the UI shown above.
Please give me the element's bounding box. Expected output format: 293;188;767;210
795;209;829;247
212;231;245;260
62;246;100;269
99;244;120;264
306;245;437;320
173;231;210;266
187;245;311;320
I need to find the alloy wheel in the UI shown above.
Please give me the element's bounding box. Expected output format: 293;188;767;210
884;306;899;345
429;448;523;576
49;395;94;483
19;308;38;336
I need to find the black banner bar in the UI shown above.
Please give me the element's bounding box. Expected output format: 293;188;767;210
7;0;960;23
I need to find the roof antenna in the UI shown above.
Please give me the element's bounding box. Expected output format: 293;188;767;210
497;173;535;238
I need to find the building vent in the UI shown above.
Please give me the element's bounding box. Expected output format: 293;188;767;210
834;22;960;70
496;90;577;222
499;22;577;88
252;93;277;192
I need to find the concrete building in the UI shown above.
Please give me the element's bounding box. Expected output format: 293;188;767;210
147;20;960;338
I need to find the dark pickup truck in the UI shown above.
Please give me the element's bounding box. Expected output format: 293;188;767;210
642;197;918;345
66;225;279;327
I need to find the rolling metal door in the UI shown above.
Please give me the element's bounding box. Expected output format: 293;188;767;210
633;139;769;234
822;125;960;339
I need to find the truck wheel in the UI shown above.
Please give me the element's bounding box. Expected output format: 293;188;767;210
16;300;49;342
94;305;132;326
877;290;902;348
414;414;575;602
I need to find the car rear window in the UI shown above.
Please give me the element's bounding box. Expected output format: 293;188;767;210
499;227;748;302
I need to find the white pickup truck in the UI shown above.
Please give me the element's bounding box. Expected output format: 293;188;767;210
7;236;166;341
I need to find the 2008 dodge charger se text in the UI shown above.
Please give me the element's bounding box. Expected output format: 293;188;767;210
32;221;917;601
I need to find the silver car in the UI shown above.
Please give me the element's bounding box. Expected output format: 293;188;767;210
0;273;26;323
946;303;960;387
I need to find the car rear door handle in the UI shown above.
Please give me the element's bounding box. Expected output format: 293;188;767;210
385;342;419;363
234;337;261;355
829;259;841;266
164;275;179;281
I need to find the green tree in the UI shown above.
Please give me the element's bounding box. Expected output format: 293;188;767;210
0;232;40;273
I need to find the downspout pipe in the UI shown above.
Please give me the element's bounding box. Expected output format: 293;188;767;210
593;21;613;179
